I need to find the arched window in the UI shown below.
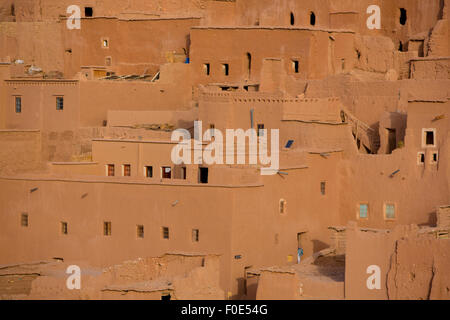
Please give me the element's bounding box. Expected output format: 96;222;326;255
290;12;295;26
310;12;316;26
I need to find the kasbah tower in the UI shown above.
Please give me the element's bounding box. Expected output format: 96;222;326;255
0;0;449;300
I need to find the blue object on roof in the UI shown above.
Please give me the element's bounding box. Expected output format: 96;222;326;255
185;57;190;64
285;140;294;148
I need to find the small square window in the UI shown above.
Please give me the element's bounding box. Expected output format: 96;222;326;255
61;222;68;235
56;97;64;110
123;164;131;176
162;227;169;239
85;7;93;17
145;166;153;178
162;166;172;179
203;63;210;76
257;124;265;137
15;96;22;113
192;229;199;242
21;213;28;227
385;204;395;219
104;221;112;236
107;164;115;176
359;204;368;219
137;225;144;238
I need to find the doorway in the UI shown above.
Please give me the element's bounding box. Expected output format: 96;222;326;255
387;128;396;154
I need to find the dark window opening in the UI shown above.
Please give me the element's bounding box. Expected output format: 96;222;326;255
21;213;28;227
419;153;425;163
85;7;93;17
426;131;434;145
432;153;438;162
400;8;407;25
123;164;131;176
257;124;265;137
320;181;326;195
137;225;144;238
145;166;153;178
61;222;68;235
192;229;199;242
203;63;210;76
104;221;111;236
292;60;299;73
199;167;208;184
222;63;229;76
107;164;115;176
161;293;171;300
310;12;316;26
162;227;169;239
56;97;64;110
246;53;252;79
11;4;15;16
162;166;172;179
285;140;294;148
15;96;21;113
398;41;403;52
290;12;295;26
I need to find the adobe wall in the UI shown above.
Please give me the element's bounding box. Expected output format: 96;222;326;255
345;223;450;300
0;130;42;175
63;17;199;77
0;177;235;292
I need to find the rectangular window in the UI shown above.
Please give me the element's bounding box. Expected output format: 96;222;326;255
203;63;210;76
15;96;22;113
137;225;144;238
422;129;436;147
418;152;425;164
222;64;229;76
162;227;169;239
209;124;215;137
56;97;64;110
84;7;93;17
359;204;368;219
181;167;187;180
320;181;326;195
432;152;438;163
145;166;153;178
61;222;68;235
162;166;172;179
199;167;208;184
257;124;265;137
292;60;299;73
123;164;131;176
192;229;199;242
104;221;112;236
107;164;115;176
385;204;395;219
21;213;28;227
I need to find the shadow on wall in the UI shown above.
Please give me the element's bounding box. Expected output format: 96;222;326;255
418;211;437;227
312;239;329;253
